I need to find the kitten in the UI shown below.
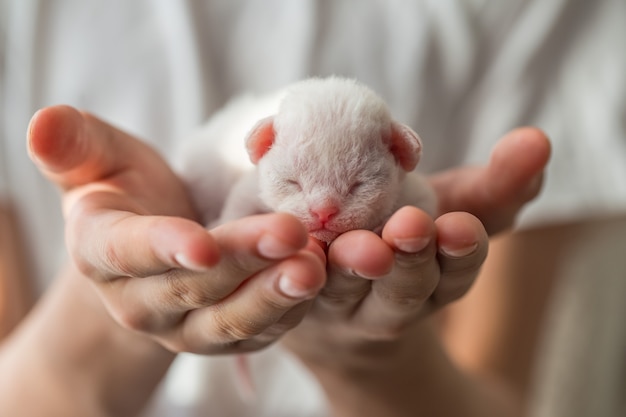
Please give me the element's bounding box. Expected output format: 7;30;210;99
175;76;437;400
177;76;436;242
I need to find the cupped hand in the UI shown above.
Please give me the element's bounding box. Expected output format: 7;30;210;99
28;105;327;354
283;128;551;368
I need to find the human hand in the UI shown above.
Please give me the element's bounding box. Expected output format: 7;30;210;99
283;127;551;369
430;127;551;234
28;105;327;354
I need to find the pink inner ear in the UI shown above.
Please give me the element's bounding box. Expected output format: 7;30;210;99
245;116;276;164
388;121;422;171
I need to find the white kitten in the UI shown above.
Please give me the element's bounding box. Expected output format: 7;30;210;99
174;77;438;399
176;76;437;243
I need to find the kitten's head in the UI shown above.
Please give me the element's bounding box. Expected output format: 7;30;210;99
245;78;422;243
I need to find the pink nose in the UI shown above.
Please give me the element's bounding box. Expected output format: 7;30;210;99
311;205;339;224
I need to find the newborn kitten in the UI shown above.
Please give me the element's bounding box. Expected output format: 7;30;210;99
177;77;436;242
175;76;437;400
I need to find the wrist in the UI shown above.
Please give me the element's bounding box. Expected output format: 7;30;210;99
0;263;175;417
290;319;521;417
294;320;443;417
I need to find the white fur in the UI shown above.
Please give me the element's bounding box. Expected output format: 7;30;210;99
176;77;437;240
174;90;285;224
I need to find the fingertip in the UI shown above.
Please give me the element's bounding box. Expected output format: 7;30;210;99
493;127;552;174
150;217;221;272
330;230;394;278
435;212;488;260
432;212;489;306
27;105;85;172
488;127;552;204
253;213;309;260
382;206;436;253
268;212;310;248
175;232;221;271
276;251;327;299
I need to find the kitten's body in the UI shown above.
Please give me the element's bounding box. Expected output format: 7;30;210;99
177;77;437;240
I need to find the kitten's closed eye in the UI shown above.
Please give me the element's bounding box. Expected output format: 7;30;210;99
348;181;364;195
286;179;302;191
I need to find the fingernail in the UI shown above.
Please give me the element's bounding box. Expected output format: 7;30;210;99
440;243;478;258
394;237;430;253
523;174;543;198
278;274;314;299
26;111;42;164
175;253;210;272
258;234;296;259
346;268;379;280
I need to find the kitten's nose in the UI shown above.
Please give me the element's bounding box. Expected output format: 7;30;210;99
310;205;339;224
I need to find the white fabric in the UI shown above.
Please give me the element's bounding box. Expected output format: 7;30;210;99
143;348;329;417
1;1;625;416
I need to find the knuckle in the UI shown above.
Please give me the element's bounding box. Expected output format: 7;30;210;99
257;306;308;341
211;308;267;342
103;241;138;278
377;289;428;309
318;284;370;309
376;273;439;308
256;285;300;312
164;273;220;309
393;244;437;270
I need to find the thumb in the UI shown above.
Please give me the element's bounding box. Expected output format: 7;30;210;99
27;105;156;190
431;127;551;234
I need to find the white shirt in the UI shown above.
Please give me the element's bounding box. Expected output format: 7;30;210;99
2;1;625;416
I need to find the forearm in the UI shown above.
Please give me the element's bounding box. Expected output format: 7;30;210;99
302;320;521;417
0;263;175;417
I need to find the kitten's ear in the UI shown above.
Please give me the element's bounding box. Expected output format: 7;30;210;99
388;121;422;171
245;116;275;164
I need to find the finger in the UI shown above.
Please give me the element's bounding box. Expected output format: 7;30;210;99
28;105;160;190
169;250;326;354
66;191;220;281
350;206;440;338
29;106;193;219
431;212;489;308
98;213;315;333
318;230;394;318
430;127;551;234
486;127;551;204
209;212;312;278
